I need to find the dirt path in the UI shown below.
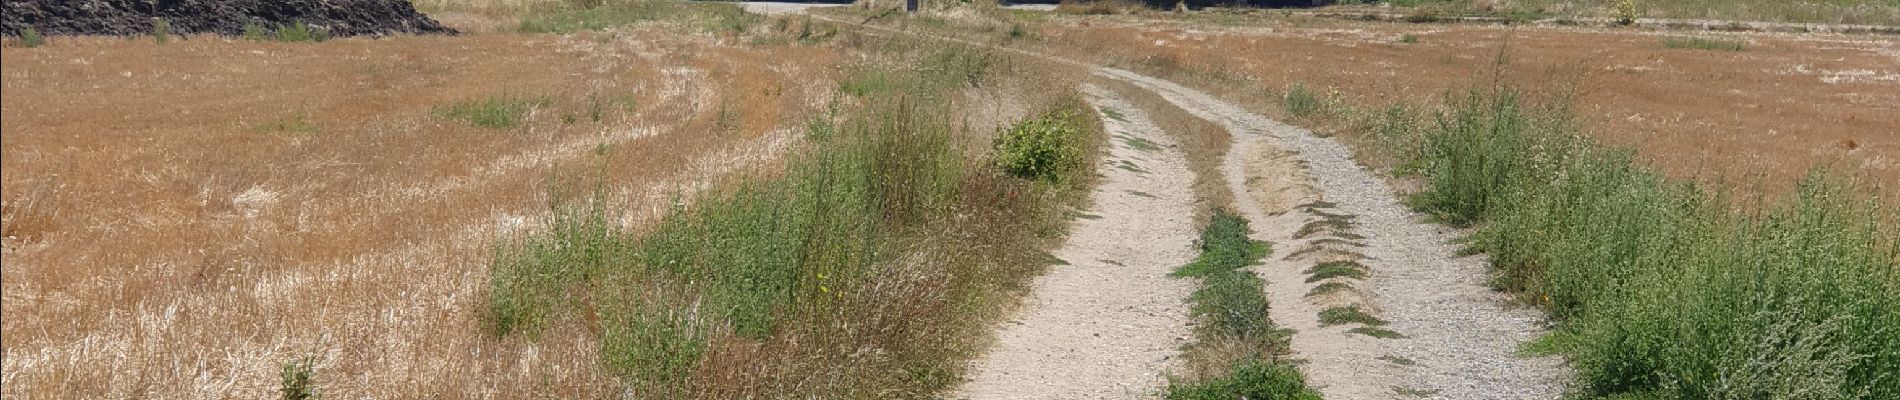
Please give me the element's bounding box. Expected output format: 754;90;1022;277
950;84;1199;400
1101;67;1568;399
807;12;1570;399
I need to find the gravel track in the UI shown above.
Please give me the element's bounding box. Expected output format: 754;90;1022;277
806;11;1571;399
1100;67;1568;399
950;84;1200;399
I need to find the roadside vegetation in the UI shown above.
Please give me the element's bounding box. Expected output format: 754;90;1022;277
1166;211;1322;400
483;37;1104;396
1401;82;1898;400
1337;0;1900;26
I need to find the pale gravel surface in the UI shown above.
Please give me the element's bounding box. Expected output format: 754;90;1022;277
1101;67;1568;399
950;84;1200;400
806;11;1571;399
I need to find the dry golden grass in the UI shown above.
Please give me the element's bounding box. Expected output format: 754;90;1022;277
1023;19;1900;195
0;28;841;397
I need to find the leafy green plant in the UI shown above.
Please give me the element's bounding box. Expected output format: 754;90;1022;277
994;106;1089;183
1400;34;1419;44
1612;0;1641;25
20;26;43;48
1166;361;1323;400
279;357;320;400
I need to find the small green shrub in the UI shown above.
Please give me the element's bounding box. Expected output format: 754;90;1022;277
1400;34;1419;44
1166;361;1323;400
243;23;270;41
20;26;43;48
274;22;332;43
1612;0;1642;25
1284;83;1323;117
994;107;1088;183
153;17;171;44
279;357;320;400
437;95;550;129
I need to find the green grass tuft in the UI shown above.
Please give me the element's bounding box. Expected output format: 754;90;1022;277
1349;326;1407;339
152;17;170;44
437;95;550;129
1305;260;1368;283
279;357;320;400
20;26;43;48
1662;36;1744;51
1284;83;1323;117
1305;281;1353;297
1318;305;1387;326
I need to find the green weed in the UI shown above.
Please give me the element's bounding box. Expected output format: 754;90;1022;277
20;26;43;48
153;17;171;44
1305;261;1368;283
1284;83;1323;118
1349;327;1407;339
1167;212;1319;400
1318;305;1387;326
1166;361;1322;400
437;95;550;129
1305;281;1353;297
1661;36;1744;51
279;357;320;400
1402;82;1899;399
995;100;1091;183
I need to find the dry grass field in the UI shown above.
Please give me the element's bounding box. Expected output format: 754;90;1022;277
5;1;1896;398
1;21;842;398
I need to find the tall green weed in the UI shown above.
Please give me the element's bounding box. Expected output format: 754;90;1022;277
1404;83;1899;400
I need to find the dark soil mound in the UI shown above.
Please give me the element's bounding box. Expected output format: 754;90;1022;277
2;0;453;38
